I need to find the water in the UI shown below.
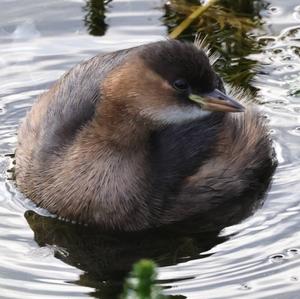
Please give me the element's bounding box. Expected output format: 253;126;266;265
0;0;300;298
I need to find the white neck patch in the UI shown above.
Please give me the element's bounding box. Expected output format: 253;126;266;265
141;105;211;125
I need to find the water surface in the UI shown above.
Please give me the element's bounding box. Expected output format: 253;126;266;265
0;0;300;298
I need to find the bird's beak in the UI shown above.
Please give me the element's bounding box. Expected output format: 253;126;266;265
189;89;245;113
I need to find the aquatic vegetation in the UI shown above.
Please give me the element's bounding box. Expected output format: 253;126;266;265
83;0;112;36
164;0;268;92
121;260;167;299
169;0;218;39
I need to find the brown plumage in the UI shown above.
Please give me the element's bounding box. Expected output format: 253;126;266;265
15;40;276;231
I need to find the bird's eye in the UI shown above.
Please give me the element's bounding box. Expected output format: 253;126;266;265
173;79;189;92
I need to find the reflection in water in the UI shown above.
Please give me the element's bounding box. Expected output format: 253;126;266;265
83;0;112;36
164;0;269;93
25;162;274;299
25;211;223;298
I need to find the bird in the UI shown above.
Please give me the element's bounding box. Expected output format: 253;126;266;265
15;39;275;231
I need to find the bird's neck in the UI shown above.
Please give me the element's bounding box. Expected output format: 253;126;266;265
93;98;153;151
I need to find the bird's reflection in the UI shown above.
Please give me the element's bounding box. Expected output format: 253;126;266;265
25;163;275;299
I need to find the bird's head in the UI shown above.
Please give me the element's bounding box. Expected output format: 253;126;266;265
100;40;244;127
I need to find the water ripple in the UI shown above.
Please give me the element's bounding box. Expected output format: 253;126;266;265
1;1;300;299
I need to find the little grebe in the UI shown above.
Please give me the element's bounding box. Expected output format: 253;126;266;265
16;40;275;231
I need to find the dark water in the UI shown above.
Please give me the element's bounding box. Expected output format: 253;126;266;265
0;0;300;298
